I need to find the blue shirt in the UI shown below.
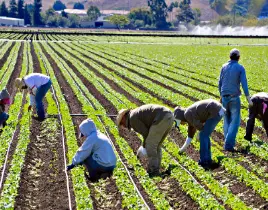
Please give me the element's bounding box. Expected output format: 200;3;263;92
218;60;249;97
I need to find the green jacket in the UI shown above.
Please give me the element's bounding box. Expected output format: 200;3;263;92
125;104;172;140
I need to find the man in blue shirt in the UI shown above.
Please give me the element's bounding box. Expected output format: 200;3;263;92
218;48;253;151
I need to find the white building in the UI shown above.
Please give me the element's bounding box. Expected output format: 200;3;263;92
0;17;24;26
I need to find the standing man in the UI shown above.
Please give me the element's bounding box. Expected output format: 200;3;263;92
67;119;117;182
0;89;10;130
244;92;268;141
15;73;52;121
218;48;253;151
117;104;174;177
174;99;225;169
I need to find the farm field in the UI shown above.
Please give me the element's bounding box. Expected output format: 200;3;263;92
0;32;267;209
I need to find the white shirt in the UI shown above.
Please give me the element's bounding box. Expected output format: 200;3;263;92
23;73;50;106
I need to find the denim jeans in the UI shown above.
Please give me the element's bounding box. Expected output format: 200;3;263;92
35;80;52;120
199;114;222;164
222;96;241;150
0;112;9;126
84;155;115;181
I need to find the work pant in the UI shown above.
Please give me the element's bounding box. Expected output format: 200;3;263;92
145;112;174;176
84;155;115;182
0;112;9;127
199;114;222;165
222;96;241;150
35;80;52;120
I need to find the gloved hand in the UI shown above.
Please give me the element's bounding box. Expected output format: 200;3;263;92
246;96;253;108
66;164;75;171
179;137;192;153
137;146;147;158
28;105;32;112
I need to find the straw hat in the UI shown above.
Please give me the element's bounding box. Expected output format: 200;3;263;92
14;78;25;90
116;109;129;126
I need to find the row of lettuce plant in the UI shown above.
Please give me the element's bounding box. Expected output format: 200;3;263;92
63;42;268;201
0;42;31;208
51;41;249;209
41;41;166;209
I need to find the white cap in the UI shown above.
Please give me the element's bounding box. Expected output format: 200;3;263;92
230;48;240;57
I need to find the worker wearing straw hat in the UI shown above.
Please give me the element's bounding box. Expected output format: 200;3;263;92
117;104;174;177
67;119;117;182
15;73;52;121
0;89;10;130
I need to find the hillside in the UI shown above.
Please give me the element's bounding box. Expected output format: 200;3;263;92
2;0;218;21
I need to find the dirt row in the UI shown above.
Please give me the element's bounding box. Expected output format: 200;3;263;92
14;43;73;209
62;42;268;208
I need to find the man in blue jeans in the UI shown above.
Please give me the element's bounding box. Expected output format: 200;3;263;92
15;73;52;121
218;48;253;151
67;119;117;182
174;99;225;170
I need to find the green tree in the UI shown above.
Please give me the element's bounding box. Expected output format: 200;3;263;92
46;7;55;17
192;8;201;25
0;2;9;16
128;7;152;28
17;0;24;19
9;0;18;17
24;4;32;25
33;0;42;26
68;14;80;27
57;16;69;27
176;0;194;24
53;0;66;11
109;14;129;29
87;6;100;21
148;0;169;29
73;2;84;10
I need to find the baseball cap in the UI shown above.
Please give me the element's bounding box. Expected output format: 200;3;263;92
230;48;240;57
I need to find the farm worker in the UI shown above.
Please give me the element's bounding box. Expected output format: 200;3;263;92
244;92;268;141
0;89;10;129
116;104;174;176
218;48;253;152
67;119;117;182
174;99;225;169
15;73;52;121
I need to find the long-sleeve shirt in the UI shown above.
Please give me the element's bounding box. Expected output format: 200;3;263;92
246;93;268;138
72;119;117;167
23;73;50;106
218;60;249;97
184;99;223;138
125;104;172;141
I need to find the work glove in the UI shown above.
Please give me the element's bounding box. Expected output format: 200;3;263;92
66;164;75;171
137;146;147;158
246;96;253;108
179;137;192;154
28;105;32;112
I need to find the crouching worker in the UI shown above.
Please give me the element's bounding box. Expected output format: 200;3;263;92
174;99;225;170
117;104;174;177
0;89;10;130
15;73;52;121
67;119;117;182
244;92;268;141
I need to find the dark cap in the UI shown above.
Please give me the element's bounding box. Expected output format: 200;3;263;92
174;106;186;121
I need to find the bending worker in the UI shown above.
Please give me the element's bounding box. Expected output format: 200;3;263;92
174;99;225;169
67;119;117;182
0;89;10;130
244;92;268;141
218;48;253;152
15;73;52;121
117;104;174;177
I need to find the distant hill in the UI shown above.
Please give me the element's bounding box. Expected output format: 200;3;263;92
2;0;218;21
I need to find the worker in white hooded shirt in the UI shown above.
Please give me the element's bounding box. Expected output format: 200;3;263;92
67;119;117;182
